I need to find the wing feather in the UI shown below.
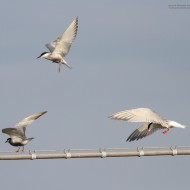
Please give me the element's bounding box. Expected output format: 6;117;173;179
47;17;78;57
127;123;164;142
2;128;24;138
110;108;167;127
46;41;57;52
14;111;47;136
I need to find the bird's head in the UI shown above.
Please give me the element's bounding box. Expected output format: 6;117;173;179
37;52;49;59
5;138;11;143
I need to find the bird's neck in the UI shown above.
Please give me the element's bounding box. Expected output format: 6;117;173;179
43;53;52;59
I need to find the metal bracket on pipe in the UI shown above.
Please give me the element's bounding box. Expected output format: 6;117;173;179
137;147;144;157
170;146;178;156
31;154;37;160
29;150;37;160
64;149;71;159
99;148;107;158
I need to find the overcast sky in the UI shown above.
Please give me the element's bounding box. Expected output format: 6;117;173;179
0;0;190;189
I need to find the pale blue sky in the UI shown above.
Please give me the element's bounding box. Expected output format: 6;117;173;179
0;1;190;189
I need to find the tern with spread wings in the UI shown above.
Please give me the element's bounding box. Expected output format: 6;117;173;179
109;108;186;142
37;17;78;72
2;111;47;152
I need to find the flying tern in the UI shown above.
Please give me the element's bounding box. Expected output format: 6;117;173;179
37;17;78;72
109;108;186;142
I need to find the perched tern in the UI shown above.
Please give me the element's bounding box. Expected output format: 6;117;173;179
2;111;47;152
37;17;78;72
109;108;186;142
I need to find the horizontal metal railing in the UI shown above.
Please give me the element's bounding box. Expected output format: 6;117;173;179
0;146;190;160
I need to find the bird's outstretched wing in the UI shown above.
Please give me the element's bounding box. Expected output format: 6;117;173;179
13;111;47;136
126;123;164;142
109;108;167;127
46;17;78;57
2;128;24;138
46;41;57;52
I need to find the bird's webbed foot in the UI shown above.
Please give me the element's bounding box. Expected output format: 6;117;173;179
162;128;170;134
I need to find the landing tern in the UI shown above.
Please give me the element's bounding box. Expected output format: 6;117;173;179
2;111;47;152
109;108;186;142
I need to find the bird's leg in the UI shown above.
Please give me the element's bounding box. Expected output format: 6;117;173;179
162;128;170;134
58;63;61;72
146;122;153;136
16;147;20;152
21;146;24;152
146;129;151;136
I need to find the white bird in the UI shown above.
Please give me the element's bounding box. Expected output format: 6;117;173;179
109;108;186;142
2;111;47;152
37;17;78;72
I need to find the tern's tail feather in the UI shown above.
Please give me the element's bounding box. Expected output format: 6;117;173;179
62;59;72;69
28;137;34;142
168;120;186;128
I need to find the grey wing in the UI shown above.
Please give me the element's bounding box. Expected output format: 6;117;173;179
52;17;78;57
109;108;167;126
14;111;47;136
127;123;164;142
2;128;24;138
46;41;57;52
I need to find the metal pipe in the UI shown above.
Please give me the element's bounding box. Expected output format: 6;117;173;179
0;146;190;160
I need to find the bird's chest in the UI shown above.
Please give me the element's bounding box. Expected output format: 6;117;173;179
22;139;29;145
10;137;24;146
49;54;62;63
